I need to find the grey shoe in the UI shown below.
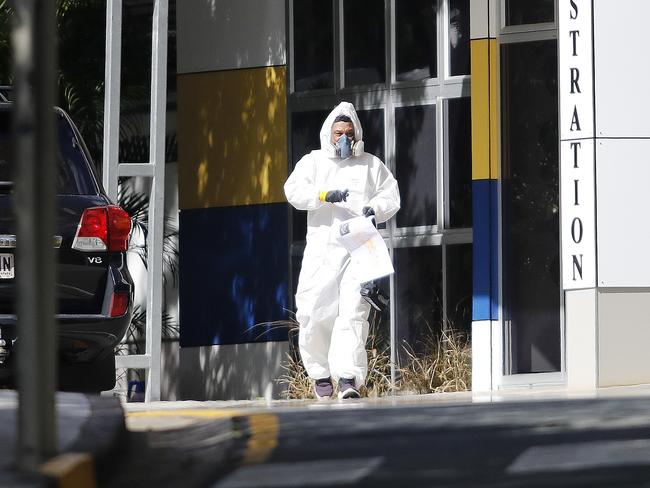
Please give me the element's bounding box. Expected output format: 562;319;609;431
314;377;334;399
337;377;360;399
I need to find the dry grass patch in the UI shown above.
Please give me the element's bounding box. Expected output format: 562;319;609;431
276;320;471;399
276;326;394;399
397;327;471;394
276;336;314;400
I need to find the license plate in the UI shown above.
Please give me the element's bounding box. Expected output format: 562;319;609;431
0;253;14;279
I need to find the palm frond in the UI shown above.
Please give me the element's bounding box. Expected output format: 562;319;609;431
115;305;180;356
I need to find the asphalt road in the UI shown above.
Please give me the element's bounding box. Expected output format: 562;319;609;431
106;396;650;487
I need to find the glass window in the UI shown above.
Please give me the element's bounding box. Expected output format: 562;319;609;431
0;111;13;190
395;0;437;82
501;40;560;374
395;104;437;228
449;0;470;76
447;97;472;228
505;0;554;26
446;244;472;332
288;0;474;385
0;111;97;195
395;246;443;361
291;110;328;163
356;109;385;161
344;0;386;86
293;0;334;91
290;110;329;242
57;115;98;195
358;109;387;229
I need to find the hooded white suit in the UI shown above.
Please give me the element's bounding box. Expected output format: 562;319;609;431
284;102;400;386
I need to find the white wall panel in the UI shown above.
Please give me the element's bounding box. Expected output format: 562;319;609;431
470;0;489;39
565;289;597;390
471;320;492;391
594;0;650;137
177;0;286;74
596;139;650;287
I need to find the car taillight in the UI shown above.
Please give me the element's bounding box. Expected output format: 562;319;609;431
72;205;131;252
72;207;107;251
107;206;131;251
109;291;129;317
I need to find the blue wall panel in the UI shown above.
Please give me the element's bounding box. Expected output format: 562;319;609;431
472;180;498;321
490;180;498;320
179;203;289;347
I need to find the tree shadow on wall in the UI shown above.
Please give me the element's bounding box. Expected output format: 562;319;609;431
180;66;286;209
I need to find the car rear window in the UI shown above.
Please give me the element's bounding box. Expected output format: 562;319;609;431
0;109;98;195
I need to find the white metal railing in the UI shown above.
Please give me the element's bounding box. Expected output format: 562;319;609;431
103;0;168;402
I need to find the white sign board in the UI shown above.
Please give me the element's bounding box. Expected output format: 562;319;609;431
560;139;596;287
558;0;596;290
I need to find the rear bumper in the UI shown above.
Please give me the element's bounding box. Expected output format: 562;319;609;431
0;309;131;363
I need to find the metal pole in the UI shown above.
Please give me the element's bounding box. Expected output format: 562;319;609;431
144;0;168;402
12;0;58;469
103;0;122;201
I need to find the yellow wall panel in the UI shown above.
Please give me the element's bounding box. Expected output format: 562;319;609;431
471;39;490;181
471;39;499;181
178;66;287;209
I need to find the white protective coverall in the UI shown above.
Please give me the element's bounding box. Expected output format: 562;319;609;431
284;102;400;386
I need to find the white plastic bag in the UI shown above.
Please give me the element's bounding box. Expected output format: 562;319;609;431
335;216;394;283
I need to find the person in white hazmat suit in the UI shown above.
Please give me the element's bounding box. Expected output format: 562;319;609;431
284;102;400;399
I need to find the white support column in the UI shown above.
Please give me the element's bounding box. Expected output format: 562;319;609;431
558;0;598;390
103;0;122;202
144;0;168;402
105;0;167;402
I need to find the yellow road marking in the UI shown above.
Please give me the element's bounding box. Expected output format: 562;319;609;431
126;408;243;419
40;452;96;488
126;409;280;465
242;414;279;465
126;409;279;465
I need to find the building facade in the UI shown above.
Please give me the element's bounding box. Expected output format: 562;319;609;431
172;0;650;400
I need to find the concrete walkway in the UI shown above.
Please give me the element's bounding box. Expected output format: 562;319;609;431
121;383;650;423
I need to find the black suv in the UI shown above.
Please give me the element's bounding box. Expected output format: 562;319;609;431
0;103;133;392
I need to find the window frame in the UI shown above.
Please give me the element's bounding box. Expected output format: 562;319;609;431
500;0;556;34
497;0;565;386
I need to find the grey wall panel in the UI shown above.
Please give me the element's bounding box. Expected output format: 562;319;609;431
470;0;489;39
598;289;650;387
594;0;650;137
596;139;650;287
175;341;290;400
177;0;286;74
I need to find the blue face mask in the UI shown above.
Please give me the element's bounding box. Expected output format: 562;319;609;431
336;136;353;159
